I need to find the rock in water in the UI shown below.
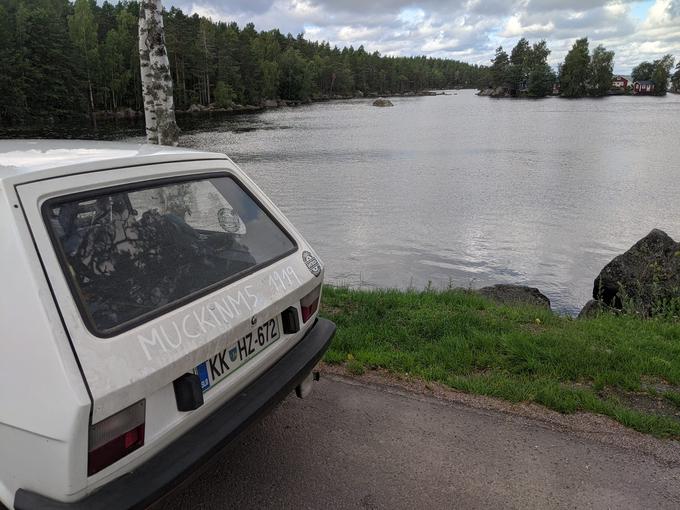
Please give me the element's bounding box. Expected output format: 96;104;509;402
373;98;394;107
477;284;551;309
592;229;680;315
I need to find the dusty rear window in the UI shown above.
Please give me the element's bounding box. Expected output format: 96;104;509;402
45;175;296;335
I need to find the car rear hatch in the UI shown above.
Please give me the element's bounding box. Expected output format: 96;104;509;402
16;158;324;483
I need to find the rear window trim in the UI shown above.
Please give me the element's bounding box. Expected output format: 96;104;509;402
41;170;298;339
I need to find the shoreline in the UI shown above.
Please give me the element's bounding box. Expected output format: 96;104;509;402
91;90;454;121
321;285;680;438
477;86;677;99
0;89;458;132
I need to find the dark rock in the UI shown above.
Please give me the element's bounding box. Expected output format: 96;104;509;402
577;299;617;319
372;98;394;107
592;229;680;315
477;284;551;309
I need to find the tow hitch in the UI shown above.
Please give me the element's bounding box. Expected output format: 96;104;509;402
295;370;320;398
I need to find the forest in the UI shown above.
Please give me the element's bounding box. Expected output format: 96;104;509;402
486;36;679;98
0;0;490;126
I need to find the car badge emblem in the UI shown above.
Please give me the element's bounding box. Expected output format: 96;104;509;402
302;251;321;277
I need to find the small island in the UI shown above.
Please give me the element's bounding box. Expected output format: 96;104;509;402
478;37;679;99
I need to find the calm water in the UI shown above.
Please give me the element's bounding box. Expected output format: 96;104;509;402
8;90;680;313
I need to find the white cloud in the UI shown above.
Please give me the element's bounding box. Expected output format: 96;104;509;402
173;0;680;72
501;14;555;37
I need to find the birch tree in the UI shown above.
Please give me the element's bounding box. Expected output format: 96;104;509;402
139;0;179;146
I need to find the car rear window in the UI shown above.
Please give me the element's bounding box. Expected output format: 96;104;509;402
45;175;296;335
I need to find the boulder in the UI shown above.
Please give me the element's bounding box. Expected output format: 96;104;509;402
578;299;612;319
591;229;680;315
477;284;551;309
373;98;394;107
262;99;278;108
489;86;509;98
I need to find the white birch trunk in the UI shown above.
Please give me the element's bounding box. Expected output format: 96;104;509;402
139;0;179;146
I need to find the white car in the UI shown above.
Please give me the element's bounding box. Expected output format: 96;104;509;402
0;140;336;509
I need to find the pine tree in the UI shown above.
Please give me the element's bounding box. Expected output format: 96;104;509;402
68;0;99;123
560;38;590;97
0;4;26;125
490;46;509;88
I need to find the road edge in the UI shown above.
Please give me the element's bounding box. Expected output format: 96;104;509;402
320;362;680;466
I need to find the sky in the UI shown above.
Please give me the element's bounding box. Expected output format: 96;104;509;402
170;0;680;73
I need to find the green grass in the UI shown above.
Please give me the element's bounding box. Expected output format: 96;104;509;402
321;286;680;438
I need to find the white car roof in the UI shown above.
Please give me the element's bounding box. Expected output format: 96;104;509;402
0;140;226;184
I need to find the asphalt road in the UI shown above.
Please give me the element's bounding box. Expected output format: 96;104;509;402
156;375;680;510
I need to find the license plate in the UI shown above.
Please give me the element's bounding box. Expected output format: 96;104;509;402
195;316;281;392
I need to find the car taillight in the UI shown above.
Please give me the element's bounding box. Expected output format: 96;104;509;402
300;285;321;323
88;400;145;476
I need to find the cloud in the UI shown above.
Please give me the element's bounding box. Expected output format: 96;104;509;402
500;15;555;37
174;0;680;72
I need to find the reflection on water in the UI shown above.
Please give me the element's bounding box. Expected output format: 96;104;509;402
7;91;680;314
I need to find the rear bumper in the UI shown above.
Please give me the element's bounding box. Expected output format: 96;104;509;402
14;317;336;510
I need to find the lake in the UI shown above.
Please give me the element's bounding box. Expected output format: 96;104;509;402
6;90;680;314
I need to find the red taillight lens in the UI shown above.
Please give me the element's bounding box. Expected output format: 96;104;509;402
300;285;321;323
88;400;145;476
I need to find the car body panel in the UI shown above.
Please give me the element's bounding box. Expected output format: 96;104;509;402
17;158;322;423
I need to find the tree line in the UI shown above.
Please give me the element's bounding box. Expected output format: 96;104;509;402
0;0;489;127
631;55;678;95
488;39;555;97
488;37;680;97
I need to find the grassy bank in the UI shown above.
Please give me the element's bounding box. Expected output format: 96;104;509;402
321;286;680;438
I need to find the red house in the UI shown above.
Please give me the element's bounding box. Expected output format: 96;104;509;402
612;75;628;89
634;80;655;94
